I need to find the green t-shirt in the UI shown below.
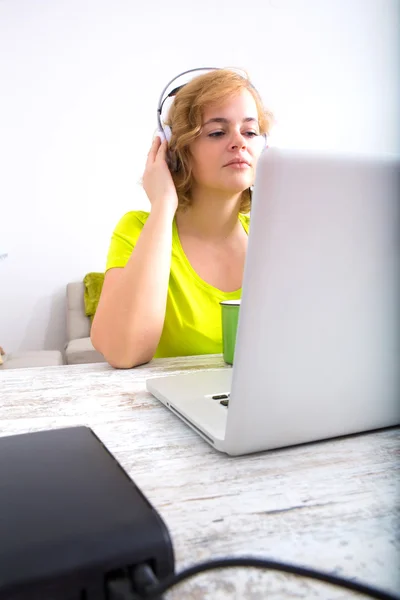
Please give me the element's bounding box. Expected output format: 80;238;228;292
106;211;249;358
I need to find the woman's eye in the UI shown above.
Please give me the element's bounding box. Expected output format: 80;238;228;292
208;131;225;138
207;130;260;139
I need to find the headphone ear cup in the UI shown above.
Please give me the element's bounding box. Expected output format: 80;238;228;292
262;133;267;149
164;125;172;142
157;129;166;143
159;124;179;172
164;126;180;172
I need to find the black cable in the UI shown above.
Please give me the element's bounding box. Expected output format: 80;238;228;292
138;557;399;600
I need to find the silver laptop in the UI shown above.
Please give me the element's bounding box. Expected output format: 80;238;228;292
146;148;400;455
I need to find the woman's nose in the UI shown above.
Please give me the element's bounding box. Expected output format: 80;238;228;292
230;132;246;150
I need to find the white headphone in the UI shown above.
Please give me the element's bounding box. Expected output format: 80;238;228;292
157;125;171;144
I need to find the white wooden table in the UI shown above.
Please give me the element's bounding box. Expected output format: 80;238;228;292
1;356;399;599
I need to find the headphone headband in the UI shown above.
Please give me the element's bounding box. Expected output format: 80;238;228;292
157;67;220;133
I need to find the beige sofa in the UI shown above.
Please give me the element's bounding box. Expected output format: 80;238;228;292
0;282;104;370
65;282;105;365
0;350;64;370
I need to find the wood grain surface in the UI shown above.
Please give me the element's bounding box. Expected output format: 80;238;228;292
1;356;399;599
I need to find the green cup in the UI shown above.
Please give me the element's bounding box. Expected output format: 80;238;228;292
220;300;241;365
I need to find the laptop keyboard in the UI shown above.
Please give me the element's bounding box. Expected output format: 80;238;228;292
212;393;230;408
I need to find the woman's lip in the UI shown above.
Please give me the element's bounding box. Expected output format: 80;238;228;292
224;161;251;169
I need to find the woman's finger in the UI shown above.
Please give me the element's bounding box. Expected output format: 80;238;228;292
155;139;168;161
145;136;162;168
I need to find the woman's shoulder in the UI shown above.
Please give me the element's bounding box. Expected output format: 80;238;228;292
113;210;150;234
106;211;150;271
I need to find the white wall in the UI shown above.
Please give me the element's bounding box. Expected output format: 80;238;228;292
0;0;399;353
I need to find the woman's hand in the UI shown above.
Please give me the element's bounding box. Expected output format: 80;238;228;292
142;136;179;214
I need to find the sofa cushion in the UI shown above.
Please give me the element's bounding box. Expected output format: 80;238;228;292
0;351;64;369
65;337;104;365
83;272;105;322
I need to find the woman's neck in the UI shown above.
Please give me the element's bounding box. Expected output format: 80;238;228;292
176;187;244;242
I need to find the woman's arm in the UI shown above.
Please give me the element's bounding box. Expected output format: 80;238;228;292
91;137;178;368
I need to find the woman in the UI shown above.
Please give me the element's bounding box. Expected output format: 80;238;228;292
91;68;274;368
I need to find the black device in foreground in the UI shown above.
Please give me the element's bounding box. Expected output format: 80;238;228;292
0;426;174;600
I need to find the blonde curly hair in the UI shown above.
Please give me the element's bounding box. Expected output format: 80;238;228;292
165;69;274;214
